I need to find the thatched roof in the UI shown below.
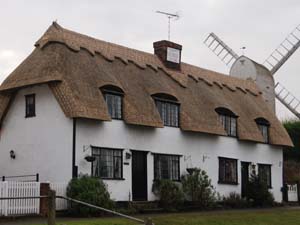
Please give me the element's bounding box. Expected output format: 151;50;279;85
0;22;293;147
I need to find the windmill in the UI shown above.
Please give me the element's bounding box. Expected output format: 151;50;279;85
204;25;300;119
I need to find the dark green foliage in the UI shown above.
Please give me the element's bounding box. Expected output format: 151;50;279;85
181;168;216;208
66;175;114;216
283;119;300;161
222;192;249;208
152;179;184;211
245;174;274;207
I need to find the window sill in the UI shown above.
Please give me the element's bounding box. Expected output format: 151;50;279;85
25;115;36;118
218;181;238;185
101;178;125;181
153;179;181;182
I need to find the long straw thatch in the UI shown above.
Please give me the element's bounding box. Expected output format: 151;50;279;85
0;22;293;147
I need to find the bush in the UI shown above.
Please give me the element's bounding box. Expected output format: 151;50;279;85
245;174;274;207
66;175;114;216
181;168;216;208
152;179;184;211
222;192;249;208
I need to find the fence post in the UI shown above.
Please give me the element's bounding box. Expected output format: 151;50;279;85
40;183;50;216
144;217;154;225
47;190;56;225
297;181;300;203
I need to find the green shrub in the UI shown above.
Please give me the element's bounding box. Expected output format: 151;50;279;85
222;192;249;208
245;174;274;207
181;168;216;208
152;179;184;211
66;175;114;216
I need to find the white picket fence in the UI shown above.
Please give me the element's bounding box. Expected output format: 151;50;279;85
0;181;40;216
50;182;68;211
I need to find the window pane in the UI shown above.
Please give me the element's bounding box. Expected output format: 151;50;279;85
154;154;179;181
92;148;122;179
105;93;122;119
156;100;179;127
219;114;237;137
259;164;271;188
219;158;237;183
25;95;35;117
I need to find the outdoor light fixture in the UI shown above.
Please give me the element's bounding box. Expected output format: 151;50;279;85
84;155;95;162
125;152;131;160
10;150;16;159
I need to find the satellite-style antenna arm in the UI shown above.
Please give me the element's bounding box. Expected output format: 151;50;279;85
156;11;180;41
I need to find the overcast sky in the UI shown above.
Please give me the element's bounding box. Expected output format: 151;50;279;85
0;0;299;120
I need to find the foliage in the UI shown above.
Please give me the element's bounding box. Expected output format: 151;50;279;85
66;175;114;216
245;174;274;207
222;192;249;208
284;160;300;182
181;168;217;208
283;119;300;161
152;179;184;211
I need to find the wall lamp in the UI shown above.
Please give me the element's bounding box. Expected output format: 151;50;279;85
10;150;16;159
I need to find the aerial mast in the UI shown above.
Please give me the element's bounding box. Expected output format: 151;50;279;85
156;11;180;41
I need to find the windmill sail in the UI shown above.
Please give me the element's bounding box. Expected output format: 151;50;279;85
275;82;300;118
263;24;300;75
204;33;239;67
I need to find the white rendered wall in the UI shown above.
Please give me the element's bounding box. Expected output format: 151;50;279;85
0;84;283;202
76;119;284;202
0;84;73;182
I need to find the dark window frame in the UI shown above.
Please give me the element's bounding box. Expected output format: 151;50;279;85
91;147;124;180
255;118;270;144
25;94;36;118
216;108;238;137
258;163;272;189
154;97;180;128
153;153;181;181
218;157;238;185
102;89;124;120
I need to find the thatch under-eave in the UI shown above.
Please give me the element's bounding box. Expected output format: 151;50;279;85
0;22;293;148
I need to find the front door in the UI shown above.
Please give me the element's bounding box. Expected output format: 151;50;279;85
132;151;148;201
241;162;250;198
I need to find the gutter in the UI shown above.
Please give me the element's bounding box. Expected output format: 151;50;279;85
72;118;78;178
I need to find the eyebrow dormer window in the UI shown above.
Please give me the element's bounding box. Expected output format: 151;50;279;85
153;93;179;127
216;107;237;137
101;86;124;120
255;118;270;143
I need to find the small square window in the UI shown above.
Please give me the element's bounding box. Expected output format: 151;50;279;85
25;94;36;118
155;100;179;127
218;157;238;184
154;154;180;181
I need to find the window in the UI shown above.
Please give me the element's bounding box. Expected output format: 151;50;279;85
258;164;272;188
25;94;36;118
154;95;179;127
219;157;238;184
255;118;270;143
92;147;123;179
101;86;124;119
154;154;180;181
216;108;237;137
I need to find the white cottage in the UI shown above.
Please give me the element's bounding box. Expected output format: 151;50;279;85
0;23;293;202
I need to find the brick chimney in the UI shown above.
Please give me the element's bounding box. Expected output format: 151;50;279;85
153;40;182;70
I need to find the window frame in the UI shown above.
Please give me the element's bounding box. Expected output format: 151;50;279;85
25;94;36;118
218;157;238;185
153;97;180;128
153;153;181;182
258;163;272;189
216;108;238;137
102;89;124;120
255;118;270;144
91;147;124;180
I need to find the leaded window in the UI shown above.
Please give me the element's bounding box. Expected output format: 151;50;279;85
92;147;123;179
154;154;180;181
155;100;179;127
25;94;36;118
101;86;123;119
255;118;270;143
216;108;237;137
219;157;238;184
258;164;272;188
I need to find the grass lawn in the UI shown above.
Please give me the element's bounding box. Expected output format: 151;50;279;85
35;208;300;225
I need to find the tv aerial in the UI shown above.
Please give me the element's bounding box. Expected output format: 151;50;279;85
156;11;180;41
